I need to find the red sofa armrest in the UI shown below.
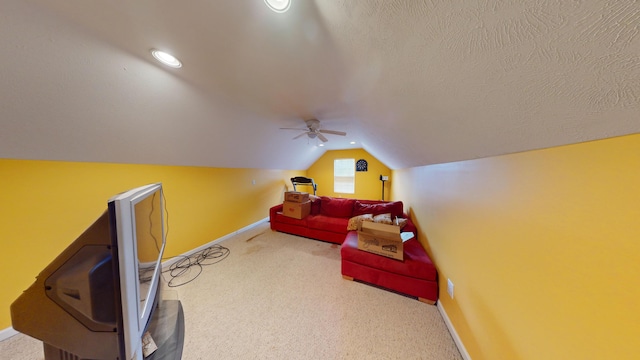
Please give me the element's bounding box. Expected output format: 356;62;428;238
270;203;284;220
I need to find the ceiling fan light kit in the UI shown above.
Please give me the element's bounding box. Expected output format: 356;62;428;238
280;119;347;143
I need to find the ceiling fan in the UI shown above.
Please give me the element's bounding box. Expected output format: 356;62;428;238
280;119;347;142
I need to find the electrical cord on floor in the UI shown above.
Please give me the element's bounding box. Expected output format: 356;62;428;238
161;244;230;287
146;193;231;287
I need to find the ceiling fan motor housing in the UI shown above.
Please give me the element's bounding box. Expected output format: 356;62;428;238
305;119;321;131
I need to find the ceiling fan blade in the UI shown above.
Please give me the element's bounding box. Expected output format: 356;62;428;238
319;129;347;136
292;132;308;140
317;133;329;142
280;127;308;131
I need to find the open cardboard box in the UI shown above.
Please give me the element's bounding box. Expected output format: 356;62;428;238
357;221;415;261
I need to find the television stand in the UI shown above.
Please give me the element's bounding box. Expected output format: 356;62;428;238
145;300;185;360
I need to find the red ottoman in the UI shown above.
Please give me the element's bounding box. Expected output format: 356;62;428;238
340;231;438;304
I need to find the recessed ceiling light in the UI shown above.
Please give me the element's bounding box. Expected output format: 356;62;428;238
264;0;291;13
350;141;356;145
318;143;324;147
151;49;182;68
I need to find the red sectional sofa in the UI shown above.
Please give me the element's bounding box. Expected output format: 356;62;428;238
269;196;415;244
269;196;439;304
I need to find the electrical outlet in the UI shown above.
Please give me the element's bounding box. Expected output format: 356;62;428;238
251;179;256;185
447;279;454;299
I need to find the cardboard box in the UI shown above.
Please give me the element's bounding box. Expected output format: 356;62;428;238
284;191;310;203
282;200;311;219
357;221;415;261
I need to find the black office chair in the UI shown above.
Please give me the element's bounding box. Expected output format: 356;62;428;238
291;177;317;195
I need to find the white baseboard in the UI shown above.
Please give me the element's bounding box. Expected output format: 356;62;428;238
437;301;472;360
0;327;18;342
162;217;269;270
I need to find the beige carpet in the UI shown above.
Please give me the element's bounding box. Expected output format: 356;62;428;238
0;223;462;359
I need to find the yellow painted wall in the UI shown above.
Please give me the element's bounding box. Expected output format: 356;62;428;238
307;148;391;200
392;134;640;359
0;159;299;329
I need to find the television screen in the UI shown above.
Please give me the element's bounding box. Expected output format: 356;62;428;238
11;183;171;360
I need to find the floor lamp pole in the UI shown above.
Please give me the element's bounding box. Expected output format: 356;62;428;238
379;175;388;201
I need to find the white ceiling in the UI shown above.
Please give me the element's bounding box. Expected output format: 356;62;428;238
2;0;639;170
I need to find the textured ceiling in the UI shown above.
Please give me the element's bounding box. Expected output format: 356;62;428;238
1;0;639;169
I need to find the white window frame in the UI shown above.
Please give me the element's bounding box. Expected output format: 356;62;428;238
334;158;355;194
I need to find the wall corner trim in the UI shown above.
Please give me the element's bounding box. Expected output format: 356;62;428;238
437;301;472;360
0;327;19;342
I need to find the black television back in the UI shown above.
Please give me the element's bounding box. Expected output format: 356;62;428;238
11;210;128;359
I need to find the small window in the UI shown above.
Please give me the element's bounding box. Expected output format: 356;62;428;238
334;159;355;194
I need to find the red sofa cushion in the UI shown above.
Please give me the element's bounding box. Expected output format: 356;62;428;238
320;197;355;218
272;212;308;227
352;200;403;219
341;232;437;281
307;215;349;234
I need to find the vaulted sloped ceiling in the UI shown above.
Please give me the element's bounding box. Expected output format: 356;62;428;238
1;1;639;170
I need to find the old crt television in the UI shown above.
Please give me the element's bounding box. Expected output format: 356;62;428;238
11;183;166;360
